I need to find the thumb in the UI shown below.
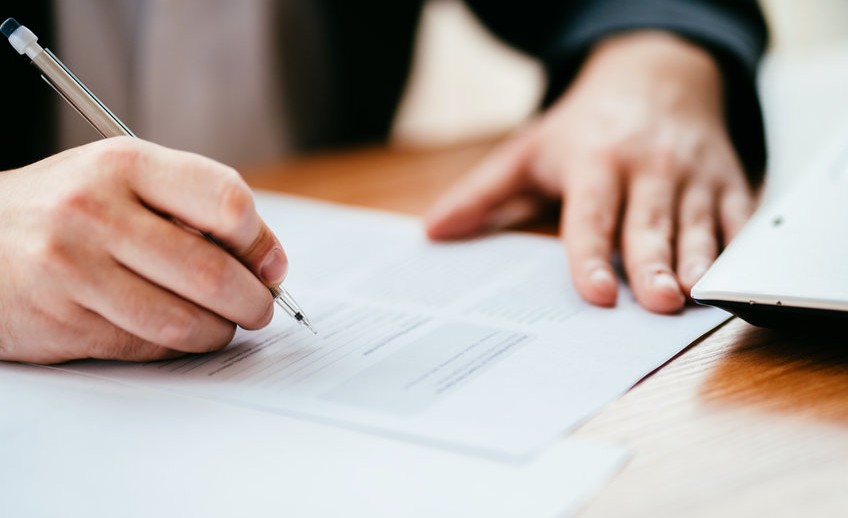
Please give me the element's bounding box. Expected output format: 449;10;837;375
425;134;535;240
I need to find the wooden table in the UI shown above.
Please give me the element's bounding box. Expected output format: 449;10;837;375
245;139;848;517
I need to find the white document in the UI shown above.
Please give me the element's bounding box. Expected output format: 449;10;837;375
0;362;626;518
61;193;727;459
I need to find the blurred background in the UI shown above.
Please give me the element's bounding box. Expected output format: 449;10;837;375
393;0;848;195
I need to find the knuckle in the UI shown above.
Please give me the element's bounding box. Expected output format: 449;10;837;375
642;204;673;235
31;232;79;281
109;337;144;360
110;337;151;361
158;308;201;349
218;172;254;235
679;188;712;228
145;345;184;362
581;145;622;173
678;222;714;247
188;251;232;299
84;326;141;361
50;187;109;229
593;146;621;168
107;340;180;363
242;300;275;331
577;200;616;236
680;208;713;229
90;137;143;176
647;147;689;179
681;203;712;229
45;186;128;251
203;324;237;353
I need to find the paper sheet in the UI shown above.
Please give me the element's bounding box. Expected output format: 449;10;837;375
0;362;626;518
60;193;728;459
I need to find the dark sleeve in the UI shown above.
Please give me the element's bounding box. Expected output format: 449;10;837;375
462;0;768;182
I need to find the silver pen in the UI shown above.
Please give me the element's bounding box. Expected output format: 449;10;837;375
2;18;316;334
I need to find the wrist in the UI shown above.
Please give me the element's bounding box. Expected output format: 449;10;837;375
569;31;724;120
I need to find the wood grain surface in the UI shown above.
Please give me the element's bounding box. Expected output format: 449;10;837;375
244;140;493;215
244;140;848;517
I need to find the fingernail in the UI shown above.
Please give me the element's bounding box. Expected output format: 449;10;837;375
260;248;287;285
651;271;682;295
590;268;615;290
687;263;710;283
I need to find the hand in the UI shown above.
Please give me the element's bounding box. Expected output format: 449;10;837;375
0;138;287;363
426;32;756;314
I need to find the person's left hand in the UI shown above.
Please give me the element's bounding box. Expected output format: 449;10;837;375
425;31;756;314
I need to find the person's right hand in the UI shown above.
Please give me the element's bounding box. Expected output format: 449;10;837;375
0;138;288;364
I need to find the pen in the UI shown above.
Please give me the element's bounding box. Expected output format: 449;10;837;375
1;18;316;334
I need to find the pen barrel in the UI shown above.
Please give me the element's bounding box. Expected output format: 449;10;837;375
270;285;298;317
31;49;133;138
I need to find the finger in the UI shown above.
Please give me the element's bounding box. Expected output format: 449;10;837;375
675;183;718;294
233;220;288;287
0;303;182;364
74;259;239;354
483;195;552;232
109;206;274;329
562;158;622;307
621;174;686;313
425;135;535;240
718;182;755;245
78;312;186;362
30;304;186;362
105;139;288;286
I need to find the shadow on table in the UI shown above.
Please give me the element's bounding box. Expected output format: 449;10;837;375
701;324;848;424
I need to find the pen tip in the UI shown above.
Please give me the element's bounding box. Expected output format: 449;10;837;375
297;314;317;335
1;18;20;39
